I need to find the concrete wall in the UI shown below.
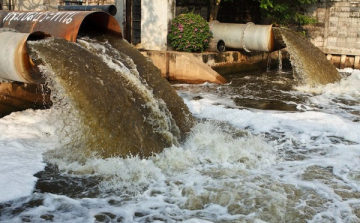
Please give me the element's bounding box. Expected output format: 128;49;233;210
305;0;360;56
142;50;281;84
142;50;228;84
139;0;175;51
114;0;124;32
1;0;58;11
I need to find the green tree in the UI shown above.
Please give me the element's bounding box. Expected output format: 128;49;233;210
208;0;316;25
179;0;317;25
255;0;317;25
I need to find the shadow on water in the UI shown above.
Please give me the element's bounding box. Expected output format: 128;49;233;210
225;70;300;111
174;69;303;112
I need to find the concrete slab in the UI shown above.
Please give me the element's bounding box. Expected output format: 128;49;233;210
142;50;228;84
142;50;281;84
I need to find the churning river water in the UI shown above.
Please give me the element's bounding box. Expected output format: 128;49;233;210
0;57;360;222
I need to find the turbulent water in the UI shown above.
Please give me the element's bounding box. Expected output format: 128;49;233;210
26;37;193;158
275;28;341;86
1;40;360;222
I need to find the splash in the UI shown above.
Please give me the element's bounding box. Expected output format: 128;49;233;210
274;27;341;86
27;36;194;158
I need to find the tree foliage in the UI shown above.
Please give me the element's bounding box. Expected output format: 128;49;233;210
256;0;317;25
177;0;317;26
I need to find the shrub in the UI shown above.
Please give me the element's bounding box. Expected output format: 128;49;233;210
168;13;211;52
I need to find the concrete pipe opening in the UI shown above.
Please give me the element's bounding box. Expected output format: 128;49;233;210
0;30;51;83
208;39;226;52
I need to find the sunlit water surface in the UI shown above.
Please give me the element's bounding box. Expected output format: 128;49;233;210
0;68;359;223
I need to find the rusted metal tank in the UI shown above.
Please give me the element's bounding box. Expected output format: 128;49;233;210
0;11;122;42
210;21;279;52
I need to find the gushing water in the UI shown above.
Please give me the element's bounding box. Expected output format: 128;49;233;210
275;27;341;86
27;36;193;158
278;50;283;72
0;35;360;223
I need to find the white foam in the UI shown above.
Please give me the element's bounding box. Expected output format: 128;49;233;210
0;109;60;203
295;69;360;98
1;71;360;222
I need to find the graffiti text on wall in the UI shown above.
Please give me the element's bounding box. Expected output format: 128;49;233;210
3;12;80;25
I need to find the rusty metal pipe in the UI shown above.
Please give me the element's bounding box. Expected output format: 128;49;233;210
0;30;50;83
210;21;276;52
0;10;122;83
0;11;122;42
58;5;117;16
0;82;52;117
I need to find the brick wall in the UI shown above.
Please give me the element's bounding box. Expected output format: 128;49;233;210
305;0;360;56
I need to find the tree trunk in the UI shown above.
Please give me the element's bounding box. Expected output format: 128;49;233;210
209;0;221;22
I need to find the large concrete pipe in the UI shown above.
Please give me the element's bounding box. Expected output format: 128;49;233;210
58;5;117;16
0;30;50;83
0;11;122;42
210;21;277;52
0;10;122;83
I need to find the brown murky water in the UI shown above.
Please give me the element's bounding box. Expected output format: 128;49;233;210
27;36;194;159
1;35;359;223
275;27;341;86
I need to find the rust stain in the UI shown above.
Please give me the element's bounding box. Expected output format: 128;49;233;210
0;11;122;42
268;27;275;52
0;11;122;83
0;82;52;117
0;10;122;115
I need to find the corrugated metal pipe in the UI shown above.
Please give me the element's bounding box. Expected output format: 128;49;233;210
58;5;117;16
0;29;51;83
210;21;283;52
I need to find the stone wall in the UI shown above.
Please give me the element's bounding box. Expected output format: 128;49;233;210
140;0;175;51
305;0;360;56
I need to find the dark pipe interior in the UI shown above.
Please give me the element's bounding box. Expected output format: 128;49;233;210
27;31;52;41
77;12;122;39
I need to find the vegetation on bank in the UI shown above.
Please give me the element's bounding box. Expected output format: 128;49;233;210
168;13;211;52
